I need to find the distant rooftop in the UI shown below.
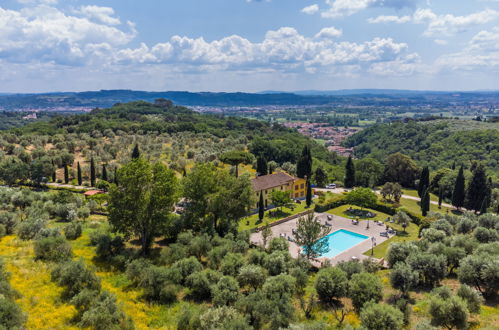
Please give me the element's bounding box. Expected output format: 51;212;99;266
251;172;295;192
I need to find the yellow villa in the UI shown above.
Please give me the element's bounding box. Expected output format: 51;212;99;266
251;172;307;209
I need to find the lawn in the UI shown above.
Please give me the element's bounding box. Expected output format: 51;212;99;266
402;189;438;202
239;202;314;231
326;204;391;222
364;221;419;259
398;197;453;215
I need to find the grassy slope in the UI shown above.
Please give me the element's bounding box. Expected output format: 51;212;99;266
326;204;391;222
239;202;314;231
0;236;78;329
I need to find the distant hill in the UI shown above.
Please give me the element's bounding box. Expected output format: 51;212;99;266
1;89;498;111
344;119;499;176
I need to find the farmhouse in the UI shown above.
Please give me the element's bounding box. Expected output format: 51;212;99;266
251;172;306;209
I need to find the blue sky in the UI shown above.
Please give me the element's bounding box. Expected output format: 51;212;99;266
1;0;498;92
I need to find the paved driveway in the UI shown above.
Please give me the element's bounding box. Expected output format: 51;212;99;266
251;212;391;266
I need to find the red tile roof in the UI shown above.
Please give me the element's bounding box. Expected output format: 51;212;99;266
84;190;104;196
251;172;295;191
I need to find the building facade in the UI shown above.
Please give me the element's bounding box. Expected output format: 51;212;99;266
251;172;307;209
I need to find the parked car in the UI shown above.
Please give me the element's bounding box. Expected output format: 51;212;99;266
326;183;337;189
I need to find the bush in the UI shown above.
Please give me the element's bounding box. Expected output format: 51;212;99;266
349;272;383;311
473;227;497;243
237;264;267;291
212;276;240;307
199;306;250;330
0;297;26;329
51;260;101;298
0;224;6;238
140;266;173;301
267;237;289;253
264;251;290;276
160;284;180;305
173;257;203;280
0;211;17;235
64;222;82;240
220;253;245;277
186;271;213;301
386;242;418;268
390;263;418;295
457;285;483;314
360;302;404;330
94;234;125;261
79;291;134;330
34;236;73;262
429;292;469;330
160;244;188;265
337;260;363;279
16;218;46;240
126;258;153;287
314;267;348;304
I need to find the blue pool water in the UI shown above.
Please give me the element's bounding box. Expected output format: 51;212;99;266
319;229;369;258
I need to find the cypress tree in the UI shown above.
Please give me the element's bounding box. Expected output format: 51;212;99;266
418;166;430;198
296;145;312;179
51;160;56;182
452;166;465;210
258;192;265;222
102;164;108;182
306;179;312;207
114;167;119;185
131;144;140;159
90;157;96;187
344;156;356;188
64;165;69;184
438;185;443;209
465;164;488;213
77;162;82;186
421;188;430;216
256;157;268;176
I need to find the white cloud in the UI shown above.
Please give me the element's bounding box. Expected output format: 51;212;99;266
302;4;320;15
76;5;121;26
17;0;58;4
315;27;343;38
368;15;411;23
322;0;418;18
0;5;136;65
435;27;499;71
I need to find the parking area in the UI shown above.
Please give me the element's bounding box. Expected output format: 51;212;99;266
250;212;392;266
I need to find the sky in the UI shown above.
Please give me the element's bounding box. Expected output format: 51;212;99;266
1;0;499;93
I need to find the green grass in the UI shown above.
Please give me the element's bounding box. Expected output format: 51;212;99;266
402;189;438;202
398;197;452;215
326;204;391;222
239;202;314;231
364;221;419;259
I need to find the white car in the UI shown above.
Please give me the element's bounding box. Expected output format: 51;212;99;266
326;183;337;189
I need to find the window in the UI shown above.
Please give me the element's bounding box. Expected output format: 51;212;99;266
301;192;304;197
295;185;299;190
300;183;304;189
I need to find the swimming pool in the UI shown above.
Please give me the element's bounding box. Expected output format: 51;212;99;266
319;229;369;258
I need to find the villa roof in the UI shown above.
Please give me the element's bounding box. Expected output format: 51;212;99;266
84;190;104;196
251;172;295;192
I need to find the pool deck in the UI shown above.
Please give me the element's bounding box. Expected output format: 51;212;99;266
250;212;391;266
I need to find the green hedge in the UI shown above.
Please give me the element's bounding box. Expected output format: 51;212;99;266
315;196;347;213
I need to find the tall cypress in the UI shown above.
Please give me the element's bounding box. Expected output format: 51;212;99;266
306;179;312;207
51;160;56;182
114;167;119;185
77;162;82;186
102;164;108;182
418;166;430;198
90;157;96;187
438;185;443;209
131;144;140;159
296;145;312;179
64;165;69;184
344;156;356;188
258;192;265;222
421;188;430;216
465;164;488;213
256;157;268;176
452;166;465;210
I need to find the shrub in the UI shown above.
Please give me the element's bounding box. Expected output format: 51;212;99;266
429;292;469;330
386;242;418;268
186;271;213;301
35;227;61;239
212;276;240;307
0;211;17;235
264;251;290;276
458;253;499;297
0;224;6;238
34;236;73;262
160;284;180;305
473;227;497;243
79;291;134;330
407;253;447;287
0;297;26;329
390;263;418;295
51;260;101;298
247;249;266;266
94;234;125;261
160;244;188;265
457;285;484;314
140;266;173;301
314;267;348;305
126;258;153;287
173;256;203;279
199;306;250;330
349;272;383;311
337;260;363;279
237;264;267;291
267;237;289;253
16;218;46;240
220;253;245;277
64;222;82;240
360;302;404;330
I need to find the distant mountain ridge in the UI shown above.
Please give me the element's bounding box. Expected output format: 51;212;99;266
0;89;498;111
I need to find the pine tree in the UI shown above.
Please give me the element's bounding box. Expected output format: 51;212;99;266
421;188;430;216
452;166;465;210
64;165;69;184
438;185;443;209
90;157;96;187
102;164;108;182
77;162;82;186
418;166;430;198
344;156;356;188
297;145;313;179
256;157;268;176
465;164;488;213
306;179;312;207
258;192;265;222
131;144;140;159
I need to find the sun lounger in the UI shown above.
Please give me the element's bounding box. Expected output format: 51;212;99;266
380;232;388;237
